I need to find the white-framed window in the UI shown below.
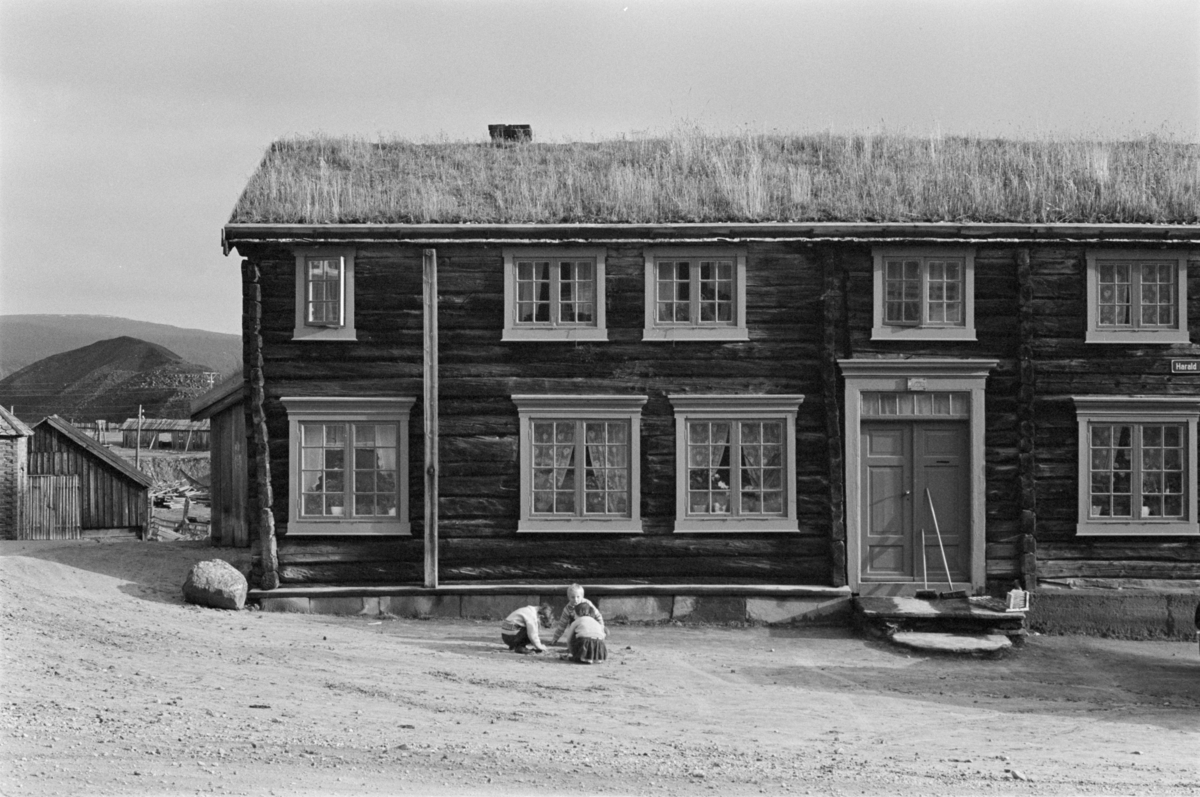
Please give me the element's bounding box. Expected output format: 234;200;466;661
667;395;803;532
293;248;356;341
643;248;748;341
1085;251;1189;343
871;248;976;341
513;395;646;532
1073;396;1199;537
281;397;413;535
502;248;607;341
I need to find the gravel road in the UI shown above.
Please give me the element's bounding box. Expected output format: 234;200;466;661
2;538;1198;796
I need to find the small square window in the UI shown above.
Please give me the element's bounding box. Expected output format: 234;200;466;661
282;397;413;535
872;248;975;341
644;248;748;341
503;248;607;341
513;395;646;532
668;394;803;532
1085;252;1188;343
1074;396;1199;536
293;249;356;341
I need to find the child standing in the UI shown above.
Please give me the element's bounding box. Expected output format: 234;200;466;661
562;602;608;664
500;603;553;654
551;584;604;646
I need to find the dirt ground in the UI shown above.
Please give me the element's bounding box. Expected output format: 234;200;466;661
1;540;1197;797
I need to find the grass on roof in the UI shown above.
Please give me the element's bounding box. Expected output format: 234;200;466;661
229;129;1200;225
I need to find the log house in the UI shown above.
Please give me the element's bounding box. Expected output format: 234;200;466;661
221;135;1199;630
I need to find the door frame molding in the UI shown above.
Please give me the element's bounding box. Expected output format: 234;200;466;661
838;358;998;595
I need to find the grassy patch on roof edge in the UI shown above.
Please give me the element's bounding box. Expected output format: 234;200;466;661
229;130;1200;225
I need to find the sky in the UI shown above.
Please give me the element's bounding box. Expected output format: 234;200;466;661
1;0;1197;336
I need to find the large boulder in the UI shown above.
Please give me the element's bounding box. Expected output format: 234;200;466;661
183;559;248;610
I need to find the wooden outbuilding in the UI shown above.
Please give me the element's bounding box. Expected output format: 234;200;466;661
219;133;1199;634
0;406;33;538
191;374;249;547
119;418;210;451
29;416;152;538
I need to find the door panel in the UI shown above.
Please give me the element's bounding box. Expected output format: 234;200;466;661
915;423;969;581
862;425;912;581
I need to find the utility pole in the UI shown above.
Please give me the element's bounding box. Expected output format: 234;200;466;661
135;404;143;468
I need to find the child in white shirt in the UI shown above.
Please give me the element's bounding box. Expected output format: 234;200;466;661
562;602;607;664
500;604;552;654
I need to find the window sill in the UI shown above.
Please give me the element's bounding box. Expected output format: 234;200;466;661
871;326;976;342
674;518;799;533
502;327;608;342
642;327;749;342
1076;521;1198;537
292;327;358;342
289;519;410;536
1085;329;1190;344
518;518;643;533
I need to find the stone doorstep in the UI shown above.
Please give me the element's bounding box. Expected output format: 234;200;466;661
890;632;1013;655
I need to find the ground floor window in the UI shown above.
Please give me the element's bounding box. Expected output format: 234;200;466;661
513;395;646;532
281;397;414;535
1074;396;1199;536
667;395;803;532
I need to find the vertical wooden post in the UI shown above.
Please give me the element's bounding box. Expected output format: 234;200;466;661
135;405;142;468
423;249;439;588
1016;248;1039;591
244;259;279;589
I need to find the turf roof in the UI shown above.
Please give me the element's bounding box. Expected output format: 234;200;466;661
229;131;1200;226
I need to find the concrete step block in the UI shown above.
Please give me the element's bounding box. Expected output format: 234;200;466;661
383;595;462;618
259;596;310;613
599;595;672;622
461;594;540;620
747;596;852;625
672;595;746;623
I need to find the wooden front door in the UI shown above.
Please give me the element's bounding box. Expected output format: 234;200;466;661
861;422;969;588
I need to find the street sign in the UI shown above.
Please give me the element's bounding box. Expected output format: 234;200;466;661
1171;359;1200;374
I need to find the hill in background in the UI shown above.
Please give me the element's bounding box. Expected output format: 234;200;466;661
0;336;217;423
0;315;240;380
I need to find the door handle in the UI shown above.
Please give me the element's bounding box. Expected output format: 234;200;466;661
902;490;912;497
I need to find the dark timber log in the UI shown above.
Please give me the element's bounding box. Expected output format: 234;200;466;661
244;261;279;590
820;248;848;586
280;555;830;585
1038;560;1200;580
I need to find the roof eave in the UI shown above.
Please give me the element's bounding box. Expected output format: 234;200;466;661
222;221;1200;251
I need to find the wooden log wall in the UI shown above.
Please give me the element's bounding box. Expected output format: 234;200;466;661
240;239;1198;589
1028;250;1200;581
245;242;831;585
26;426;146;532
842;246;1024;590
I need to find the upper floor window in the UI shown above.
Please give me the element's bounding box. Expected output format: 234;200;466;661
1085;252;1189;343
293;248;356;341
871;248;976;341
667;394;803;532
281;397;414;535
502;248;607;342
644;248;748;341
513;395;645;532
1073;396;1198;537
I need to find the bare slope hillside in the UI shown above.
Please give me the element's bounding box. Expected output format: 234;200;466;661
0;336;214;422
0;315;240;380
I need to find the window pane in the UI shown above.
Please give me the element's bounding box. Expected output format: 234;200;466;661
584;421;630;517
686;421;731;516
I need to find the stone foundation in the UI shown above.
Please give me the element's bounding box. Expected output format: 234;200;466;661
258;591;853;625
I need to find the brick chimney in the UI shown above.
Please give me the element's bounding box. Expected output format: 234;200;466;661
488;124;532;143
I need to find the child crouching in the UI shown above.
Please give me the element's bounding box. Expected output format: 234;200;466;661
500;603;553;654
562;602;607;664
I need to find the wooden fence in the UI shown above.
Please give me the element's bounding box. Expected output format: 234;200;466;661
18;475;81;539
